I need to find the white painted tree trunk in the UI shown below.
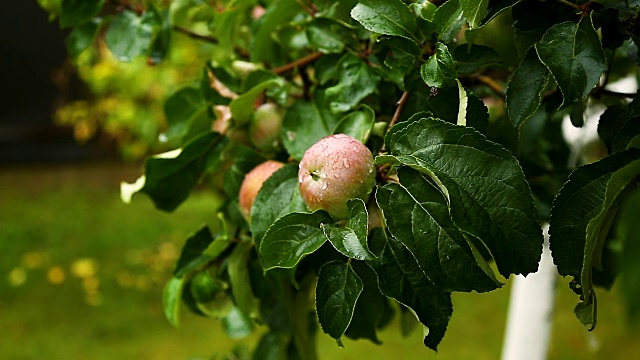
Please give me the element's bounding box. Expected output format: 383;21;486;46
501;225;556;360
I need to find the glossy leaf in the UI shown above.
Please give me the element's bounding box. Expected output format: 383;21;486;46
453;44;502;75
163;276;185;327
376;168;502;292
549;148;640;329
322;199;374;260
259;211;334;270
367;228;452;351
459;0;489;29
222;145;267;198
379;37;420;73
121;132;224;212
344;261;386;344
282;90;340;160
163;87;208;143
535;15;606;107
385;117;543;278
105;10;156;62
251;165;307;247
325;54;381;113
432;0;463;42
506;48;550;128
307;18;350;53
333;105;375;143
250;0;300;65
173;226;214;277
421;43;457;88
230;78;284;126
350;0;417;40
60;0;104;28
315;261;363;341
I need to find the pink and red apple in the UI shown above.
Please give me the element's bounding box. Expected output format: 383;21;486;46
239;160;285;221
298;134;376;219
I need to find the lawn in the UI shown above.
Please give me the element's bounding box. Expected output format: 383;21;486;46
0;162;638;359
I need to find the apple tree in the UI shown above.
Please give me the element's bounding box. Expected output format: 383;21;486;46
41;0;640;357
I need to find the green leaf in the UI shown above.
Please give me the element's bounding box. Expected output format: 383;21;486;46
386;117;543;278
222;145;267;198
307;18;350;54
250;0;300;65
230;78;284;127
379;37;420;73
315;261;363;341
367;228;452;351
350;0;417;40
376;168;501;292
456;80;468;126
616;190;640;321
432;0;463;42
325;53;381;113
228;242;260;320
259;211;334;271
344;261;385;344
163;276;185;327
105;10;156;62
251;165;307;247
173;226;214;277
506;48;550;128
459;0;489;29
163;87;208;143
222;306;254;339
252;332;289;360
421;43;457;88
189;271;232;318
597;104;630;154
282;90;340;160
465;88;489;135
67;19;100;58
535;14;606;107
121;132;224;212
453;44;502;75
333;105;375;143
60;0;104;28
147;6;172;64
549;148;640;329
322;199;374;260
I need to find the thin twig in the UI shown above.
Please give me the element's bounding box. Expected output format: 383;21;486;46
273;52;324;74
556;0;582;11
474;74;505;96
387;92;410;133
172;25;219;44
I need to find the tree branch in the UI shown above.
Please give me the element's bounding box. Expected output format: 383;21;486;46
172;25;219;44
473;74;505;96
273;52;324;75
387;92;410;133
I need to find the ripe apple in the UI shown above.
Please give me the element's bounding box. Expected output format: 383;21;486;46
249;102;283;153
239;160;285;221
298;134;376;219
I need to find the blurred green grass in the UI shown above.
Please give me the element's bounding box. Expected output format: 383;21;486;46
0;163;638;359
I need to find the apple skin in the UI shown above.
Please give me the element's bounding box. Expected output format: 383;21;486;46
249;103;283;153
298;134;376;219
239;160;285;221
